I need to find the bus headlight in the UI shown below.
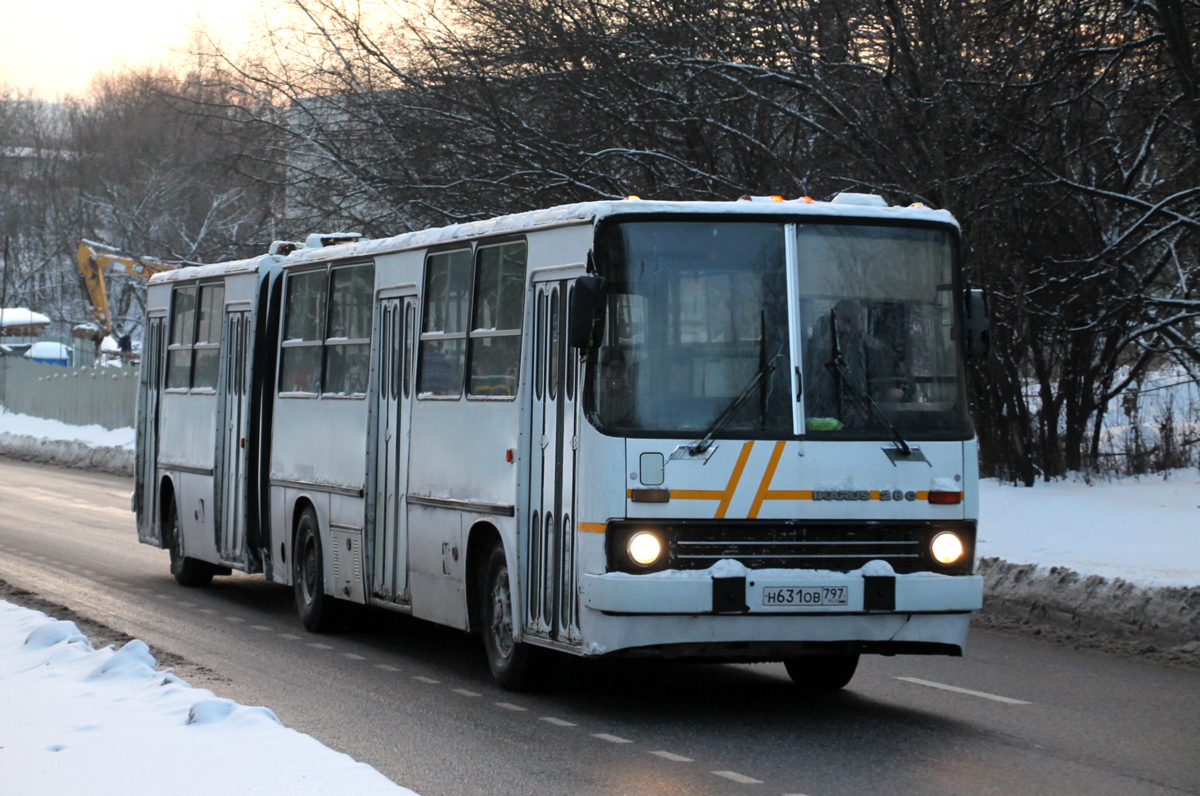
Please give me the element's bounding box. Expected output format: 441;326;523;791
627;532;663;567
930;531;965;565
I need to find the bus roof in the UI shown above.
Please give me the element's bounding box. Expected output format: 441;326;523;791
151;196;958;282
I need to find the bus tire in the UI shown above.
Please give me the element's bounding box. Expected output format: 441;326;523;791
294;506;335;632
783;653;860;691
166;499;214;588
481;545;555;692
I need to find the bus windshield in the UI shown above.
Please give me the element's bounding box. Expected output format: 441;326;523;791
590;218;971;439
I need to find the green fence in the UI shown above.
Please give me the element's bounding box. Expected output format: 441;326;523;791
0;356;138;430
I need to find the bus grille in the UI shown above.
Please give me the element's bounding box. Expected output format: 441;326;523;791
671;524;926;572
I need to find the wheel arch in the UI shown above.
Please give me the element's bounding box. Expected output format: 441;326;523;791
466;520;503;636
157;474;178;549
290;495;320;563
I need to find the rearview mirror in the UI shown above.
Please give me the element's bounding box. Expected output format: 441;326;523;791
569;275;607;349
963;288;991;361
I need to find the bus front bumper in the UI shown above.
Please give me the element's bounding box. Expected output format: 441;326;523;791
575;565;983;657
581;567;983;615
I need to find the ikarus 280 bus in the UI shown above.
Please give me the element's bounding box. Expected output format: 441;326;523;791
134;193;990;691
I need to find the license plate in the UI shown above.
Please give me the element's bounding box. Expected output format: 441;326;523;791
761;585;848;607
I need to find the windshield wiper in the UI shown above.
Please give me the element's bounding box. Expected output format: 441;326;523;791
689;346;783;455
825;308;912;457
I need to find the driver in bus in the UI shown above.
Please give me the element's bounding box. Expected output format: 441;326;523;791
804;299;905;427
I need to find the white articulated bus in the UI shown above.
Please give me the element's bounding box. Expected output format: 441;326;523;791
134;194;990;690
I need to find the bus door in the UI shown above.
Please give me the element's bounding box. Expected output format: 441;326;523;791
218;306;251;562
527;279;581;642
136;313;167;546
371;294;416;603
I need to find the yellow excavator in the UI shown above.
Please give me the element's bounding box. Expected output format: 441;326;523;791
74;240;179;357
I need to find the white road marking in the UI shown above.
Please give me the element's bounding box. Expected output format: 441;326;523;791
343;653;366;660
895;677;1031;705
225;616;245;623
375;664;401;672
453;689;481;697
495;702;527;711
250;625;272;631
155;594;173;600
198;609;217;614
308;643;333;650
541;717;576;727
592;733;632;744
649;751;693;763
712;771;762;785
280;634;301;640
412;676;440;684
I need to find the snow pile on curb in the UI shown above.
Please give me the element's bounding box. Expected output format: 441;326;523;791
0;600;416;796
0;409;134;476
977;558;1200;653
975;473;1200;659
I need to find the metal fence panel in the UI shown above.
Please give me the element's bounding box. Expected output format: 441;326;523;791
0;357;138;430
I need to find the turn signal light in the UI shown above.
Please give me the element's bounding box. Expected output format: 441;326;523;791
927;490;962;504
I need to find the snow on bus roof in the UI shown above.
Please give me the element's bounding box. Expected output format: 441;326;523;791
147;255;274;284
281;197;958;266
145;197;958;277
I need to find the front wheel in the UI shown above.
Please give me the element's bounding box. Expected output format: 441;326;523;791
784;653;860;691
293;506;336;632
480;545;556;691
166;499;214;588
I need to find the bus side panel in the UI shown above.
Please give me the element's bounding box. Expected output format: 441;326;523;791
157;390;219;563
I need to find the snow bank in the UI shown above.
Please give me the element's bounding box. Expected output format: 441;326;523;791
0;600;418;796
976;472;1200;650
0;408;134;476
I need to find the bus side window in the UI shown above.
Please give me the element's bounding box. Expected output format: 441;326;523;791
417;248;472;398
166;285;197;389
468;241;526;398
191;283;224;390
323;263;374;396
280;270;327;395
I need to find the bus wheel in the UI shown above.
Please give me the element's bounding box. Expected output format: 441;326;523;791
783;654;860;691
293;506;335;632
481;545;555;691
166;500;214;588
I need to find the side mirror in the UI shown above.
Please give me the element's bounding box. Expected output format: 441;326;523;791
963;288;991;362
569;275;607;349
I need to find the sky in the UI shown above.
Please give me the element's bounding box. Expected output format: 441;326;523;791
0;0;251;98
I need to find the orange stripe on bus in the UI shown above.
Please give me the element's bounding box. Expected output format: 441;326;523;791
715;441;755;519
748;441;787;519
578;522;607;534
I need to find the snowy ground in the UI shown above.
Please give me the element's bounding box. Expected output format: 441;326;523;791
978;472;1200;589
0;409;135;451
0;600;416;795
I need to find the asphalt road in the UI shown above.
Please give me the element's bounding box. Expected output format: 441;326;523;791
1;457;1197;796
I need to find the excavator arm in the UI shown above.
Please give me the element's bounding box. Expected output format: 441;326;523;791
75;240;177;343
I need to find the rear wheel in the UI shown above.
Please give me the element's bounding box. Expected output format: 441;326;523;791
784;654;860;691
166;499;214;588
293;506;335;632
481;545;556;691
